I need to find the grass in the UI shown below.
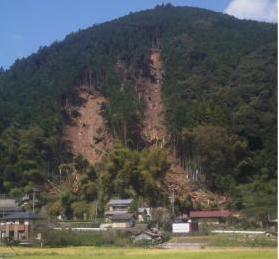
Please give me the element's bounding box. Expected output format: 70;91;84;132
169;235;277;247
0;246;276;259
209;235;277;247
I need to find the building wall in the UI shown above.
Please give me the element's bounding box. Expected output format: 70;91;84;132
0;220;30;241
109;205;129;212
193;217;226;224
112;222;130;228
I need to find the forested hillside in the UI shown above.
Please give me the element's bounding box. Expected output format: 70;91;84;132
0;4;276;220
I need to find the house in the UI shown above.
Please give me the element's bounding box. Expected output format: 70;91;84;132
107;199;133;212
110;213;135;228
190;210;231;224
0;198;22;218
0;212;41;241
103;198;135;228
105;199;133;221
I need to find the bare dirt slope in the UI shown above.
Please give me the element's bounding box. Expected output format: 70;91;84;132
139;50;192;196
140;50;168;147
66;89;113;166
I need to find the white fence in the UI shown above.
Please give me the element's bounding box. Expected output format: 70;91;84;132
211;230;265;235
53;227;107;232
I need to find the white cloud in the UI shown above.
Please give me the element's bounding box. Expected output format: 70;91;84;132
225;0;277;23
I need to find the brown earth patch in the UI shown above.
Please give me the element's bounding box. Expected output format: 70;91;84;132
65;89;113;166
140;49;168;147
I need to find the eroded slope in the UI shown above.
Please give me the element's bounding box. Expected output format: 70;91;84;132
66;89;113;165
140;50;168;147
140;50;228;207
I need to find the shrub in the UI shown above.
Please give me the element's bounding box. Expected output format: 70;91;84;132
71;201;89;219
41;229;131;247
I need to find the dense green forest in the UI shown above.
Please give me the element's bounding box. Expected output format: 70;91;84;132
0;5;276;220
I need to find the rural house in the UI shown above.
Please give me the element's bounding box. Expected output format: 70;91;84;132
107;199;133;212
103;199;135;228
0;212;41;241
105;198;133;220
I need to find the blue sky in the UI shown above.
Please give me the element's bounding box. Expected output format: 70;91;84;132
0;0;277;69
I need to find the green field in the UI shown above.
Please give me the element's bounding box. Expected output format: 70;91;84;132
0;247;276;259
169;234;278;247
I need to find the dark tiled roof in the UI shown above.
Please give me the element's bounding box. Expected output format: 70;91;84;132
111;213;134;221
0;199;21;216
190;210;231;218
1;212;41;220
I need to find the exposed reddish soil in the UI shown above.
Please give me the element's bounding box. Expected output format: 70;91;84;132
138;50;192;195
140;50;168;147
65;89;113;166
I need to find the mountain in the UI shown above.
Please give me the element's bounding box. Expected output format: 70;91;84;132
0;4;276;220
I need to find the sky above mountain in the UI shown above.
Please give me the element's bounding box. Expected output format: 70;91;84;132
0;0;277;69
225;0;277;23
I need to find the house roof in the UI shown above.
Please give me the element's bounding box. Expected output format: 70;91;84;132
111;213;134;221
1;212;41;220
0;199;18;208
190;210;231;219
108;199;133;206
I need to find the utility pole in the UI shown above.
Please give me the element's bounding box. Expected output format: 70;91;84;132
32;188;38;213
169;189;175;216
32;188;35;213
59;166;62;184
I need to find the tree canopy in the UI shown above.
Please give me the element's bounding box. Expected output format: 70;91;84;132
0;5;276;219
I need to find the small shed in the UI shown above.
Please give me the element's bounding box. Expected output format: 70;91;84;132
190;210;231;224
